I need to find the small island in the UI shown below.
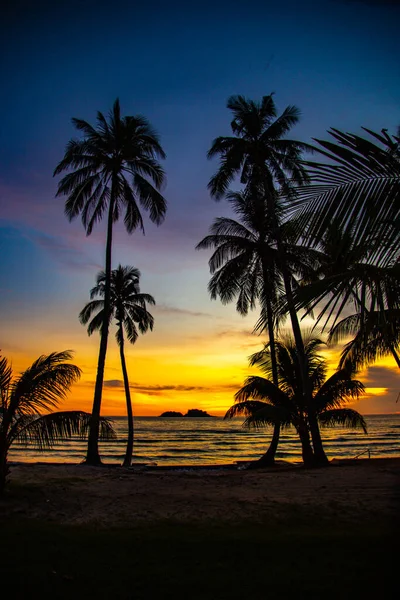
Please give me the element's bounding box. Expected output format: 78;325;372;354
159;409;214;418
184;409;214;418
159;411;184;417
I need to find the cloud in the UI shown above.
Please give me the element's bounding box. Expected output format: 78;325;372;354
103;380;125;388
29;231;102;271
155;303;213;318
103;380;239;395
363;366;400;391
104;380;208;392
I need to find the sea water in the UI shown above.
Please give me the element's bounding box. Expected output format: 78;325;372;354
9;414;400;465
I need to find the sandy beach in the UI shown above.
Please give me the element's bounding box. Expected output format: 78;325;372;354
2;458;400;528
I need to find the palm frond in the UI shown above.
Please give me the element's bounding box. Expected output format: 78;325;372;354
318;408;367;433
10;351;81;416
293;128;400;259
11;411;116;449
243;404;294;429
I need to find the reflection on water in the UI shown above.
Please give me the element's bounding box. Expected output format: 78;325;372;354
9;414;400;465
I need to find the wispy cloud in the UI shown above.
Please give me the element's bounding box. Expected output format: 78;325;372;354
103;380;239;396
363;365;400;391
155;303;214;318
28;231;102;271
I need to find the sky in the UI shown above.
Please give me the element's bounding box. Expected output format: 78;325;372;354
1;0;399;416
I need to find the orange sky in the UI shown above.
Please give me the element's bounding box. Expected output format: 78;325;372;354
4;304;399;417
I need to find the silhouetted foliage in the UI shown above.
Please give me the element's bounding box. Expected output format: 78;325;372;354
54;99;166;465
225;336;366;467
80;265;155;467
0;351;115;493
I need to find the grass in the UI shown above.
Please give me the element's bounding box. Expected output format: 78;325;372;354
0;516;396;599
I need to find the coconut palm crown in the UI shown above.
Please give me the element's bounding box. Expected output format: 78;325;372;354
208;94;313;200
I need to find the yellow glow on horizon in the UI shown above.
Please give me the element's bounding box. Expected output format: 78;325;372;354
4;315;400;417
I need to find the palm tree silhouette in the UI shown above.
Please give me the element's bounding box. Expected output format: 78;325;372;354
197;188;318;465
294;127;400;263
79;266;155;467
290;221;400;371
225;336;366;467
208;94;312;200
206;94;328;462
54;99;166;465
0;351;115;493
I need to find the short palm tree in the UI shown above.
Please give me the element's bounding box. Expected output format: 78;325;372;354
79;265;155;467
54;99;166;465
225;336;367;467
0;351;115;493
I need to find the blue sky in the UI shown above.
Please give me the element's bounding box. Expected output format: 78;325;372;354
1;0;399;414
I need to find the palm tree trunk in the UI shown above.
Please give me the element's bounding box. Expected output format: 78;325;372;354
0;416;11;495
298;422;314;467
85;185;115;466
308;412;329;466
253;291;280;467
389;345;400;368
0;436;9;495
118;324;134;467
280;265;328;466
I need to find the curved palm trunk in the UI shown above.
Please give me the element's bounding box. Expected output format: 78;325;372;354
0;408;13;494
297;420;314;467
263;181;319;465
281;264;327;466
389;345;400;368
118;324;134;467
0;436;10;495
85;187;115;466
252;293;280;468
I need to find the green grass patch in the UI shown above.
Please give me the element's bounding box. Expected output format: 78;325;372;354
0;517;395;599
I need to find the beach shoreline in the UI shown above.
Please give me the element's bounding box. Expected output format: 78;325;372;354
2;457;399;528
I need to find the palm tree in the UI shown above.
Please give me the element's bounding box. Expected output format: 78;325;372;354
54;99;166;465
293;127;400;263
197;188;319;465
208;94;312;200
329;308;400;371
225;336;367;467
289;221;400;371
0;351;115;493
207;94;325;461
79;265;155;467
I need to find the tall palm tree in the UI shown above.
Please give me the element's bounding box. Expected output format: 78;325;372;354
0;351;115;493
79;265;155;467
207;94;325;461
54;99;166;465
225;336;366;467
197;188;319;465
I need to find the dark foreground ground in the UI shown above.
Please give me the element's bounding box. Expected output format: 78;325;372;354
1;458;399;599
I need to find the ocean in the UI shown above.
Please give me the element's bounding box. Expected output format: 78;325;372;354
9;413;400;466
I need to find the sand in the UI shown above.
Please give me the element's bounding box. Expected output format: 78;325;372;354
1;458;400;528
